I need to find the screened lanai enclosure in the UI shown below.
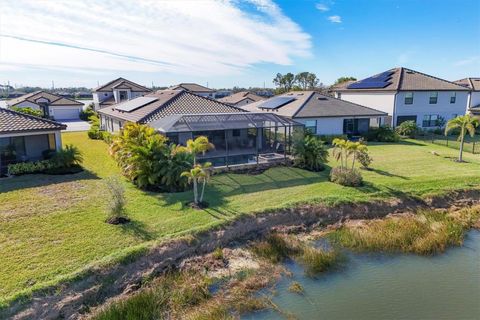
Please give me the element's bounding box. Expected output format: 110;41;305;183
149;113;304;167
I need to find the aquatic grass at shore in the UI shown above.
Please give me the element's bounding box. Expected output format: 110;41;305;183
328;207;480;255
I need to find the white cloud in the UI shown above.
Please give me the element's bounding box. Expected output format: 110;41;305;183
327;15;342;23
315;3;329;11
453;56;480;66
0;0;312;77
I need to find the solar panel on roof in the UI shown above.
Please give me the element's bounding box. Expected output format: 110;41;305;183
347;81;391;89
115;96;157;112
258;96;295;109
347;71;394;89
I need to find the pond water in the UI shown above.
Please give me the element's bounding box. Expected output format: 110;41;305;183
244;231;480;320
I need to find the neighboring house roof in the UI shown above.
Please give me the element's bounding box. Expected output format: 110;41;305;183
241;91;387;118
169;83;215;93
335;67;470;92
99;96;117;107
7;91;83;107
454;77;480;91
330;80;356;91
218;91;264;105
0;108;66;134
98;90;245;123
94;77;152;92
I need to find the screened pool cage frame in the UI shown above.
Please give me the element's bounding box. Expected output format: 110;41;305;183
149;112;305;167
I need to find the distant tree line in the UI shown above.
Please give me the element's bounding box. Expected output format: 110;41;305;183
273;72;324;94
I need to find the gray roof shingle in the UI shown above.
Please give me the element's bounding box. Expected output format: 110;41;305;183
0;108;66;134
218;91;264;105
94;77;152;93
335;67;470;92
98;90;245;123
454;77;480;91
169;83;215;93
7;91;83;107
241;91;387;118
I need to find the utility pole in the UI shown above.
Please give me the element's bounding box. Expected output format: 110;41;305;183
206;81;209;88
51;80;55;90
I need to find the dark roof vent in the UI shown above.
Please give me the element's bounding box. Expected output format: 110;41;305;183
317;97;328;100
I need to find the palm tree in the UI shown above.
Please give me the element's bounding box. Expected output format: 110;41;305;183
346;141;367;170
445;115;479;162
198;162;212;203
186;136;214;165
332;138;347;169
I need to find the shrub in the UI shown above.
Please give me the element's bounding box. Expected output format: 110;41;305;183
110;123;194;191
101;131;113;144
329;167;363;187
88;128;102;139
51;144;83;168
357;149;372;169
251;234;300;263
8;160;53;175
105;176;127;222
10;106;43;117
396;120;419;138
293;133;328;171
317;134;348;145
80;103;97;121
365;126;399;142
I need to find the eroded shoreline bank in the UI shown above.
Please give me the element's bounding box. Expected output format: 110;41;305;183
5;189;480;319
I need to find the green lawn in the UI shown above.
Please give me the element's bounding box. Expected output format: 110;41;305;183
1;132;480;305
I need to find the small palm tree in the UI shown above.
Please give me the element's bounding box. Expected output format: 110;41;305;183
198;162;212;203
332;138;347;169
346;141;367;170
181;163;211;205
445;115;479;162
186;136;214;165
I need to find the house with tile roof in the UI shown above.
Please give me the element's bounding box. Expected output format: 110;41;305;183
98;89;303;167
454;77;480;115
6;91;84;120
169;83;216;98
0;108;66;173
333;67;470;128
92;77;152;110
218;91;264;107
241;91;387;136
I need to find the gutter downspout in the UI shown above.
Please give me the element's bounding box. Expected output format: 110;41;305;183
392;92;397;128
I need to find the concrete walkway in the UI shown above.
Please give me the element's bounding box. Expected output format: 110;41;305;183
61;120;91;132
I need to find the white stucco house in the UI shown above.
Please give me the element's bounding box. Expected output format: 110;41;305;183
333;67;470;128
92;77;152;110
454;77;480;116
169;83;216;98
6;91;84;120
241;91;387;136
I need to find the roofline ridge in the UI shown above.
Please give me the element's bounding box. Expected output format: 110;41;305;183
2;107;67;127
400;67;471;90
291;91;316;118
317;92;388;114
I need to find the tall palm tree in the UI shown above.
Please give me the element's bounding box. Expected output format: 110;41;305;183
445;115;479;162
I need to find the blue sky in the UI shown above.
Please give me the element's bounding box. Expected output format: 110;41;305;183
0;0;479;89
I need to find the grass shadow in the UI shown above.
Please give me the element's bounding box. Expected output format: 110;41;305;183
120;220;154;241
0;169;100;193
369;168;409;180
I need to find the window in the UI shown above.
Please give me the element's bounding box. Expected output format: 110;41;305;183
119;90;128;101
305;120;317;134
429;92;438;104
343;118;370;135
450;92;456;104
422;114;439;127
232;129;241;137
404;92;414;104
48;134;56;150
